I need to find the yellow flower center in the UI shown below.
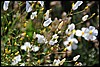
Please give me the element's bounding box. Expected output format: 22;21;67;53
72;29;76;34
82;32;84;35
67;32;71;36
67;41;73;46
89;30;92;35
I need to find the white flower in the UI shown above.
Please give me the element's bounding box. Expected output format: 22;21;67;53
72;1;83;10
3;1;10;11
21;42;32;52
20;63;25;66
80;26;98;41
53;59;60;66
38;1;44;7
76;27;88;37
63;36;78;50
11;55;21;65
49;39;58;45
59;58;66;65
53;58;66;66
75;62;82;66
58;31;62;34
28;1;37;3
33;32;36;39
68;23;75;31
82;15;89;21
44;10;50;20
73;55;80;61
76;26;98;41
43;18;52;27
52;34;59;39
28;1;32;3
26;1;32;12
65;23;75;35
75;30;82;37
36;34;48;44
66;45;72;51
31;45;39;52
30;11;37;19
49;34;59;45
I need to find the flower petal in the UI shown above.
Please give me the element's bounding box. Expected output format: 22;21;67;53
92;29;98;36
3;1;10;11
20;63;25;66
26;1;32;12
83;34;89;40
36;34;46;43
49;39;58;45
32;46;39;52
75;1;83;6
72;5;78;10
75;30;82;37
53;59;60;66
21;45;26;51
89;26;95;31
90;35;96;41
24;42;31;48
38;1;44;7
73;55;80;61
72;44;78;50
63;41;69;46
71;38;78;44
52;34;59;39
65;29;69;34
66;45;72;51
72;1;83;10
43;18;52;27
12;55;21;65
68;23;75;31
44;10;50;20
84;28;89;33
81;27;87;32
82;15;89;21
30;11;37;19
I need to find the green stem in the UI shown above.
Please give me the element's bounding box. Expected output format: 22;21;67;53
73;9;85;15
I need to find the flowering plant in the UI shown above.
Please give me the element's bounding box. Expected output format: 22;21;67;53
1;1;99;66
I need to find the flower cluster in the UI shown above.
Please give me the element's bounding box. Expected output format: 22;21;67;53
64;23;78;51
75;26;98;41
1;1;99;66
21;42;39;52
